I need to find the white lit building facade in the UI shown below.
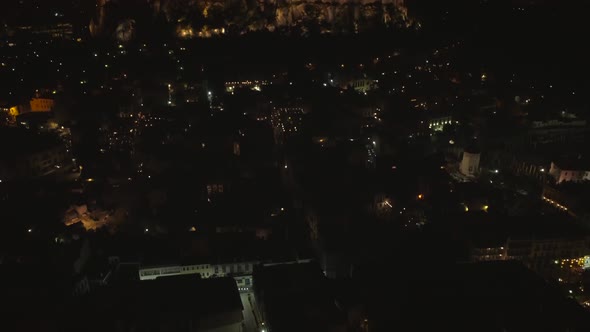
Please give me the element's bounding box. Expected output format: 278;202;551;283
139;261;258;291
549;161;590;184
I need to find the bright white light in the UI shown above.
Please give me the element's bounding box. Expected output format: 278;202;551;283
494;169;499;174
540;168;545;172
323;83;327;87
27;228;33;233
208;91;212;95
145;228;149;232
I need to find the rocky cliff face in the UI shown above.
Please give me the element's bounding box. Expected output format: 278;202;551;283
273;1;409;27
91;0;413;40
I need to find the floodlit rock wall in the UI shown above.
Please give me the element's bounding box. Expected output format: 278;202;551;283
91;0;412;38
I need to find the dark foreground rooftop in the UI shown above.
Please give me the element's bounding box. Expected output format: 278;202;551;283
365;261;590;332
75;276;243;331
253;261;347;332
2;274;244;332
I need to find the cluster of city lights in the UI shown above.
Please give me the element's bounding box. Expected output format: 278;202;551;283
555;257;587;270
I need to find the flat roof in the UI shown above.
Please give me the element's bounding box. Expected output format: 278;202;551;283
0;127;61;160
553;158;590;171
363;261;590;331
254;261;347;331
458;212;589;246
77;276;243;329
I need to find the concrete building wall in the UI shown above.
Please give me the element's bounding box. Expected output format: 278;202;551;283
460;151;480;177
139;262;256;291
549;162;590;184
30;98;54;112
140;264;214;280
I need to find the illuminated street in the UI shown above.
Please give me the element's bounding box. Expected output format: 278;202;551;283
241;292;259;332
